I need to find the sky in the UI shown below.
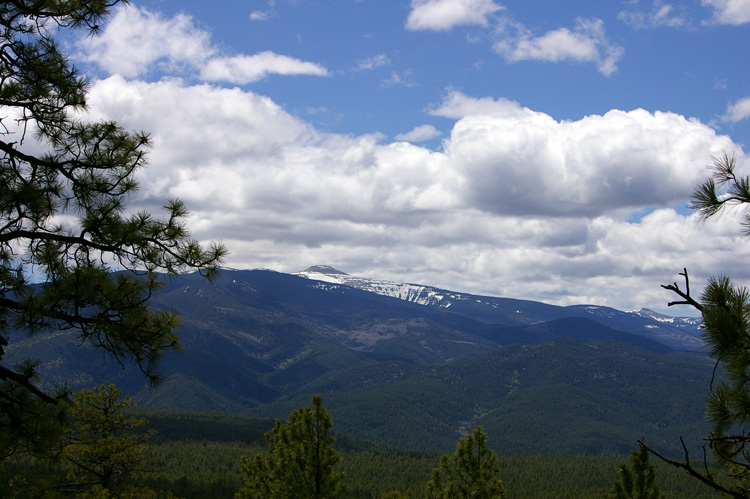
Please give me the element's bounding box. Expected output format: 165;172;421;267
58;0;750;314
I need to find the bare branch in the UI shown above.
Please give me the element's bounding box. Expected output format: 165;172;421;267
639;438;744;498
661;268;704;311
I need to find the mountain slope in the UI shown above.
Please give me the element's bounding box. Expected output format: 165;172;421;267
3;268;713;456
254;338;712;456
294;266;703;350
485;316;672;353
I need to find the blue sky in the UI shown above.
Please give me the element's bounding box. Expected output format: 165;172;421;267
62;0;750;313
121;0;749;142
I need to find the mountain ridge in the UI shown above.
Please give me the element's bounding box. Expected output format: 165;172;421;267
293;265;703;351
3;267;713;455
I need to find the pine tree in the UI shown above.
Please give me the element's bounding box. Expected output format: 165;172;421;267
426;426;505;499
605;445;666;499
236;395;345;499
61;384;155;496
0;0;226;460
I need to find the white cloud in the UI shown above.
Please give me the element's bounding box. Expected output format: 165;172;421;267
357;54;390;70
201;52;329;84
83;75;316;173
494;17;624;76
78;5;327;84
440;93;735;217
702;0;750;25
618;1;686;29
381;70;417;87
428;90;525;118
79;5;214;78
395;125;442;142
81;79;747;311
722;97;750;122
406;0;503;31
250;11;271;21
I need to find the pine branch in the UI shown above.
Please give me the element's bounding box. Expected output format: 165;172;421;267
0;363;58;404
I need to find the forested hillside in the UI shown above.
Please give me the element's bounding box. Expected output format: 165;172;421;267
4;269;713;457
0;408;718;498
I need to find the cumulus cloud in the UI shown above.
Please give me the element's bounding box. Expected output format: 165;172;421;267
702;0;750;25
618;1;686;29
78;5;214;78
394;125;442;142
428;90;525;118
80;78;747;310
69;3;750;311
201;53;328;84
722;97;750;122
84;75;315;174
438;92;734;216
406;0;503;31
494;17;624;76
78;5;327;84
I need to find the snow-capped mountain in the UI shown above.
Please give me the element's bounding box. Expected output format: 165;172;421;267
294;265;705;351
294;265;454;307
633;307;703;329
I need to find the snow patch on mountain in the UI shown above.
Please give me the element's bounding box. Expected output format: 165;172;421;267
294;266;705;350
294;266;452;307
634;308;703;328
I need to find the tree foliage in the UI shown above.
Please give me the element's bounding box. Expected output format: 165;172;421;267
2;383;163;498
651;153;750;498
426;425;505;499
605;445;666;499
0;0;226;460
1;406;722;498
60;383;155;497
691;153;750;234
236;395;345;499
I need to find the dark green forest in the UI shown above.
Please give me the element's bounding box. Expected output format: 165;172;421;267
0;407;718;498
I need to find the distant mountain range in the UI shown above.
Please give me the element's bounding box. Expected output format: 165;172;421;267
4;266;712;455
293;265;703;351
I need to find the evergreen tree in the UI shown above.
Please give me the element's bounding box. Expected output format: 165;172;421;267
0;0;226;460
2;384;162;498
605;445;666;499
426;426;505;499
60;384;155;497
236;395;345;499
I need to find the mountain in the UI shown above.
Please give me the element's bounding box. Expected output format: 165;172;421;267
259;337;711;455
3;267;713;456
294;266;704;351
